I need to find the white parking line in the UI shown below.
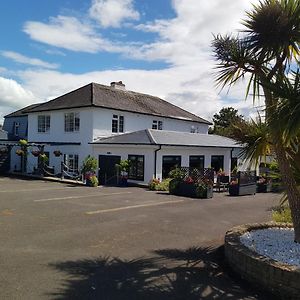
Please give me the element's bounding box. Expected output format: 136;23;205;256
34;191;132;202
86;199;185;215
0;187;71;193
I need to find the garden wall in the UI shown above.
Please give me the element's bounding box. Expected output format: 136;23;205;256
225;222;300;300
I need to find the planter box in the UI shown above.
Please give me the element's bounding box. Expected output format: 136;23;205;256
178;182;197;197
197;186;213;199
169;181;213;199
256;183;272;193
229;184;256;196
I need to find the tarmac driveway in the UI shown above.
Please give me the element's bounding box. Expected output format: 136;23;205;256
0;176;280;299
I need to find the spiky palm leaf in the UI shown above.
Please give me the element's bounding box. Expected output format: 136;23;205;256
243;0;300;63
229;116;272;167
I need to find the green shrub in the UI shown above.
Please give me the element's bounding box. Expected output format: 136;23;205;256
168;168;185;180
272;206;292;223
156;178;172;191
169;179;180;194
89;175;99;187
148;178;160;190
81;155;98;174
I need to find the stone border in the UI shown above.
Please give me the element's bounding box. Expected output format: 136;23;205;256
225;222;300;300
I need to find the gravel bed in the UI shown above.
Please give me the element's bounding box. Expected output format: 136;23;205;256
240;227;300;267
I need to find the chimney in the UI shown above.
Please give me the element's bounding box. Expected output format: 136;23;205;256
110;81;126;90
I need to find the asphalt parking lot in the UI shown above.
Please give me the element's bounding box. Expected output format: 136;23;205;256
0;176;281;299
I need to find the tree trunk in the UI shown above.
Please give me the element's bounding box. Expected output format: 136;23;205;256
273;141;300;242
263;86;300;242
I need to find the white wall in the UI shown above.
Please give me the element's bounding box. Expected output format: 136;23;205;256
92;144;157;185
92;108;208;139
155;146;232;180
92;144;232;184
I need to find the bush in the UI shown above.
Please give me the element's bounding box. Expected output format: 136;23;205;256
81;155;98;174
272;206;292;223
148;178;160;190
156;178;172;191
169;179;180;194
87;175;99;187
169;168;185;180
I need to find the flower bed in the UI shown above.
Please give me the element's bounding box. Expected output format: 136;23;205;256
169;178;213;199
225;222;299;299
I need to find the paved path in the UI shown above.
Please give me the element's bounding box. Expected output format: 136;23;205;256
0;176;281;299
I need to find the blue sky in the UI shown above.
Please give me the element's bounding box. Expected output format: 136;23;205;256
0;0;260;122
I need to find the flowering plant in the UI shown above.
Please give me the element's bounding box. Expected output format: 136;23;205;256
184;176;194;184
230;179;238;186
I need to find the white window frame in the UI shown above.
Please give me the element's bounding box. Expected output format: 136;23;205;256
64;154;79;172
64;112;80;132
152;120;163;130
37;115;51;133
112;114;124;133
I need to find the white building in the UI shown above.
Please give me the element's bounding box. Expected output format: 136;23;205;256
7;81;239;184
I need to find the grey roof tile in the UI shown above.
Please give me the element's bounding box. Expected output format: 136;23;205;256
27;83;211;124
92;129;240;148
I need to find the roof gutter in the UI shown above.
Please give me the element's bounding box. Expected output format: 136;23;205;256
154;145;162;179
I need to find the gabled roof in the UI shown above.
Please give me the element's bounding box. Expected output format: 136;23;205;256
26;83;211;124
4;103;42;118
92;129;240;148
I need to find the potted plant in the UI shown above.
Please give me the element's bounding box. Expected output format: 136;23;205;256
39;153;48;164
116;159;130;186
85;173;99;187
31;150;40;157
195;178;213;199
53;150;62;157
81;155;98;186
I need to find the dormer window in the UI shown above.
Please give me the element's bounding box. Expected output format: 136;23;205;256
112;115;124;133
38;115;50;133
65;112;80;132
152;120;163;130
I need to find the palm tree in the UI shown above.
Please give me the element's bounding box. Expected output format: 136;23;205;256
212;0;300;242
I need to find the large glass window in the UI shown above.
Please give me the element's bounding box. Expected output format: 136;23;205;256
64;112;80;132
128;155;144;181
162;156;181;178
152;120;163;130
38;115;50;133
112;115;124;133
211;155;224;172
64;154;79;172
189;155;205;170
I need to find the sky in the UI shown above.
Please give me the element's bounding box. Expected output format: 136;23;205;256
0;0;262;123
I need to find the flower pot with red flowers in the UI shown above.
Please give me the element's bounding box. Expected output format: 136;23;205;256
53;150;62;157
31;150;40;157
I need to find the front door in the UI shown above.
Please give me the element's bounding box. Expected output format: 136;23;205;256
98;155;121;185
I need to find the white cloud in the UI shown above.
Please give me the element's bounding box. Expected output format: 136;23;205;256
0;77;38;120
3;0;261;123
23;16;122;53
89;0;139;28
1;51;59;69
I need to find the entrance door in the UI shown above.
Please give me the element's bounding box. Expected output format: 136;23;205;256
98;155;121;185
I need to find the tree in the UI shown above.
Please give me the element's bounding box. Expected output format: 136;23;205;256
212;0;300;242
211;107;244;136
